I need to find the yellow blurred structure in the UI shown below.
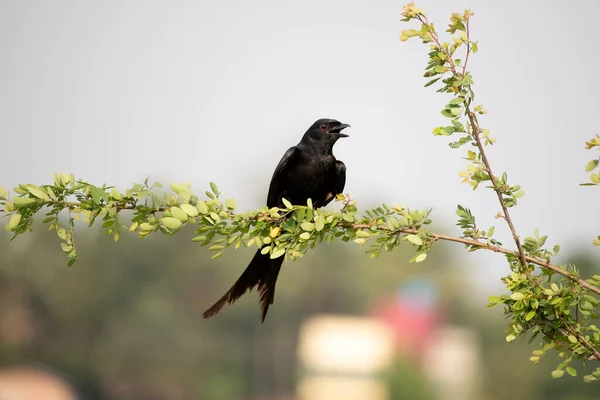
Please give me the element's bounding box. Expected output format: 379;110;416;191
297;315;395;400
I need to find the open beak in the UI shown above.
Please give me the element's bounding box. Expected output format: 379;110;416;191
332;123;351;138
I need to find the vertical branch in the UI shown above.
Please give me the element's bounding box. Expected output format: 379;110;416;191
416;13;529;270
467;111;529;270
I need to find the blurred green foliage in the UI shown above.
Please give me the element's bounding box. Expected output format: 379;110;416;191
0;227;599;399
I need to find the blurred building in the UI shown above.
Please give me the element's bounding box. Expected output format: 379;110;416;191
297;315;395;400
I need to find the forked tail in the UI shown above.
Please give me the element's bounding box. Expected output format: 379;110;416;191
202;249;284;322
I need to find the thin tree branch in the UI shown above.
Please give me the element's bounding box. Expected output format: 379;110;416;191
416;14;530;272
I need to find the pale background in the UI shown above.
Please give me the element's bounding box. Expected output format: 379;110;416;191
1;0;599;291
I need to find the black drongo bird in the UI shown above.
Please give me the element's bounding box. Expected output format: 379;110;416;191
202;118;350;322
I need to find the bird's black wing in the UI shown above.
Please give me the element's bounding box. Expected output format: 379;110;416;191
266;146;299;208
320;160;346;208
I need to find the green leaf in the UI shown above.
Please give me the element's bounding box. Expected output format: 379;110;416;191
27;186;50;201
567;335;577;344
441;109;454;118
161;217;182;230
506;334;516;342
225;198;236;210
590;173;600;183
139;223;154;231
6;213;21;231
170;207;189;222
566;367;577;377
270;248;286;259
525;310;536;321
585;159;598;172
111;189;122;200
406;234;423;245
415;253;427;263
61;243;73;253
180;203;199;217
197;202;209;214
299;232;311;240
551;370;564;379
282;198;293;209
301;222;315;231
315;216;325;231
56;227;67;240
424;77;441;87
356;230;371;238
12;197;36;206
209;182;219;196
0;186;6;199
510;292;525;301
450;107;463;116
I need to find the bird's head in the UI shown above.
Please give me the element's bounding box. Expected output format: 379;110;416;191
304;118;351;144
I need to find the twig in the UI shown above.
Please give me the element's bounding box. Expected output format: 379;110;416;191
416;14;530;272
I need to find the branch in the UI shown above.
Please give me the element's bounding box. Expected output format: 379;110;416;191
416;12;529;272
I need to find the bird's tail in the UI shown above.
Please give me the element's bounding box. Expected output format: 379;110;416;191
202;249;284;322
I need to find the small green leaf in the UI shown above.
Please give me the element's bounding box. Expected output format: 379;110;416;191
282;198;293;209
211;251;223;259
315;216;325;231
424;77;441;87
301;222;315;231
299;232;311;240
566;367;577;377
506;334;516;342
161;217;182;230
139;223;154;231
180;203;199;217
585;159;598;172
6;213;21;231
450;107;463;116
27;186;50;201
60;243;73;253
356;230;371;238
406;234;423;245
567;335;577;344
56;227;67;240
510;292;525;301
551;369;564;379
111;189;122;200
0;186;6;199
525;310;536;321
414;253;427;263
12;197;36;206
270;248;286;259
197;202;209;214
209;182;219;196
170;207;189;222
590;173;600;183
225;198;236;210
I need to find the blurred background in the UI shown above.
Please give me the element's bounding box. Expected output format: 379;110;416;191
1;0;600;399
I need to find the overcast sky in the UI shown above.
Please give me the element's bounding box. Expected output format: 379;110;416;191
1;0;599;291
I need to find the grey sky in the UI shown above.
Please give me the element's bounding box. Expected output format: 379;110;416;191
1;0;599;291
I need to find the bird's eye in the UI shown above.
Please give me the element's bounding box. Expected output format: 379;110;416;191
320;123;328;131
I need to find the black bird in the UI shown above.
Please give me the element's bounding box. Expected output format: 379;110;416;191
202;118;350;322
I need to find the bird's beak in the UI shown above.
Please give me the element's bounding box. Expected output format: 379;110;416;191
333;123;351;138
